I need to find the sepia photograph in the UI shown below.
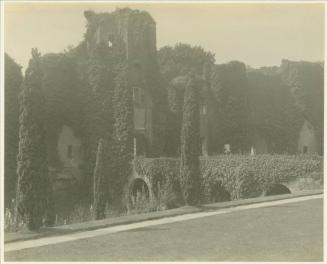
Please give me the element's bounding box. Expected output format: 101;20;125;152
1;0;324;262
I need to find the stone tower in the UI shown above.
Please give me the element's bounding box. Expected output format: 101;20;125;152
84;8;163;157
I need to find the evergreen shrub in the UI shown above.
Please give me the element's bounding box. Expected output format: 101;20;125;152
179;77;202;205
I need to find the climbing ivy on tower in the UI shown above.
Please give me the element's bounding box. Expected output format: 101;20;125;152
83;42;117;200
111;64;134;207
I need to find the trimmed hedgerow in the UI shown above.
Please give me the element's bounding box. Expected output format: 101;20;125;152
134;154;322;207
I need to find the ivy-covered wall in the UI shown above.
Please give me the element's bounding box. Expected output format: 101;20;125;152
280;60;324;155
134;154;323;207
160;54;324;156
4;8;324;210
247;69;303;154
210;61;252;154
39;8;167;203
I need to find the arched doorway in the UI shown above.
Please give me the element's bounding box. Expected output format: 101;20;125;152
130;178;150;205
210;181;231;202
264;184;291;196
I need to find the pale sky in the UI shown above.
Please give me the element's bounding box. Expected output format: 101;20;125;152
4;2;325;70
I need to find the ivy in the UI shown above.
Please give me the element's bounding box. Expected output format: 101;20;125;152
111;64;134;207
210;61;252;153
135;154;322;207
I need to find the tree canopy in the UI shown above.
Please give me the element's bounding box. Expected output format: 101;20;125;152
158;43;215;85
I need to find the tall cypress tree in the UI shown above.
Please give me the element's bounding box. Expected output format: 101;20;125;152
4;54;23;207
111;64;134;207
93;138;107;219
16;48;51;230
180;76;201;205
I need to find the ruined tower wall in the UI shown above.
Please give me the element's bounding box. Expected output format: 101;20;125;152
83;8;165;158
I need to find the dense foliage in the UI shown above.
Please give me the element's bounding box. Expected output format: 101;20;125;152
82;43;117;200
4;54;22;206
180;77;202;205
164;76;187;156
246;60;324;155
93;138;107;219
247;70;304;153
16;49;53;230
5;8;324;224
146;62;169;157
111;65;134;207
156;40;323;156
41;53;86;168
133;157;183;208
210;61;252;153
201;154;323;201
135;154;322;207
159;44;215;156
158;43;215;85
280;60;324;154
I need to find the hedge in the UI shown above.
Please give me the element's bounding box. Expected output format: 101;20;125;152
134;154;323;207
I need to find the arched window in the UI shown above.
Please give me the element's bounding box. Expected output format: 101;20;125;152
202;105;207;115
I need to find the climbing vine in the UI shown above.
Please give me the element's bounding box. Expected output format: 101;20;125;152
134;154;322;207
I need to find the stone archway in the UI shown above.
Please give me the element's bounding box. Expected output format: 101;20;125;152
129;178;150;204
264;183;291;196
210;181;231;202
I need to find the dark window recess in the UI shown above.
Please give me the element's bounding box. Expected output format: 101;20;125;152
202;105;207;115
67;145;73;158
134;134;147;156
133;87;145;106
303;146;308;154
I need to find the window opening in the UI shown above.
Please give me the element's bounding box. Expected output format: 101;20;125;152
67;145;73;158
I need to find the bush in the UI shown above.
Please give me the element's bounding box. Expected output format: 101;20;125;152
5;199;24;232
